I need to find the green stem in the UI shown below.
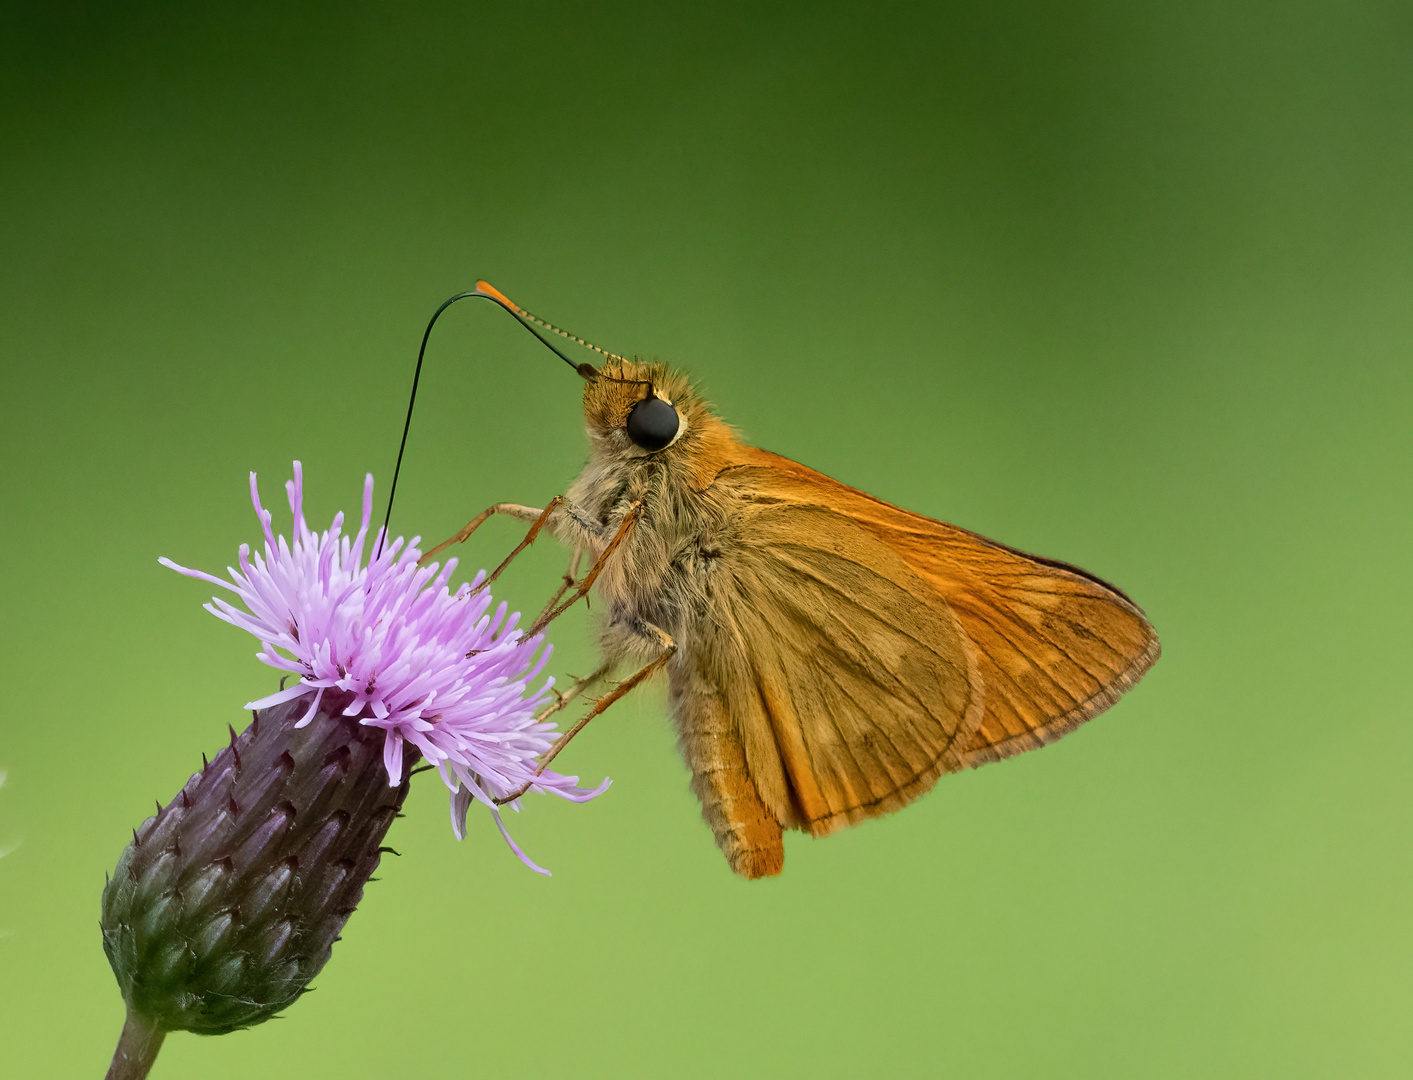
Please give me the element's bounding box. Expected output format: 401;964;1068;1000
105;1008;166;1080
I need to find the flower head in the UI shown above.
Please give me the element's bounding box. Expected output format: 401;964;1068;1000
160;463;607;872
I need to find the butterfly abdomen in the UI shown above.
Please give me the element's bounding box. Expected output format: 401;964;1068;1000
672;676;785;879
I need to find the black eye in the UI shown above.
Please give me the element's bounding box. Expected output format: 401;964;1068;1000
625;396;680;451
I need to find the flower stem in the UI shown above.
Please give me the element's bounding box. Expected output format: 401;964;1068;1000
106;1008;166;1080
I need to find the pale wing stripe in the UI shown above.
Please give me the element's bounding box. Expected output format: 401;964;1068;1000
959;600;1125;688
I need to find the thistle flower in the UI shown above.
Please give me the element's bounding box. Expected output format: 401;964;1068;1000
160;462;607;859
101;465;606;1079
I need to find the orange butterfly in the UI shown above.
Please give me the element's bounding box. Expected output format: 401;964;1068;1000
419;283;1160;878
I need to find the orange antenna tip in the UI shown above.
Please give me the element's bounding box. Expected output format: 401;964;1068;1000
472;281;628;366
474;281;520;313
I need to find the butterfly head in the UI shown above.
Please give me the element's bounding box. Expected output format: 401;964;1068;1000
581;358;699;456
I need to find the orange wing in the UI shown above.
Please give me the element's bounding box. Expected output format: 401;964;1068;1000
691;502;985;838
712;448;1160;769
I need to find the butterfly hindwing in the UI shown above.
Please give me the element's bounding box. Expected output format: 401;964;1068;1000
695;487;985;834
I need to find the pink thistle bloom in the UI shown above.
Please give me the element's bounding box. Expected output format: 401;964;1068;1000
160;462;607;874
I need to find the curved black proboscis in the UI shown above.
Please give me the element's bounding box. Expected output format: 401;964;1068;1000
377;290;589;556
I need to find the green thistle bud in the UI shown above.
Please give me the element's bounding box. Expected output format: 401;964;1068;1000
101;697;410;1076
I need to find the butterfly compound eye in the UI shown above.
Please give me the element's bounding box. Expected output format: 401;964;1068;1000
626;396;680;451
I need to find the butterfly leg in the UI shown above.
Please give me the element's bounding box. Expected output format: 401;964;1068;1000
419;498;560;572
534;661;611;724
494;618;674;805
534;547;586;626
526;502;642;636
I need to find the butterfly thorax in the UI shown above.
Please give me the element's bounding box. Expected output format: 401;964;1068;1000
559;361;747;670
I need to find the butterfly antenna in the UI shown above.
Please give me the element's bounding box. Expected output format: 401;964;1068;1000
478;281;653;393
475;281;631;365
379;282;621;555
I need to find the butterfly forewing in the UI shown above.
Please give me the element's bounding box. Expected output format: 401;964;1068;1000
901;526;1160;764
711;448;1159;777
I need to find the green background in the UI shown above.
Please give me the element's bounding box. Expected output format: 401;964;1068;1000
3;2;1410;1076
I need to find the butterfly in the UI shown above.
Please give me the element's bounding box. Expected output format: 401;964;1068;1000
412;283;1160;878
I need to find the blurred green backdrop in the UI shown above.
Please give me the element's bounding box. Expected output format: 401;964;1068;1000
2;2;1411;1077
